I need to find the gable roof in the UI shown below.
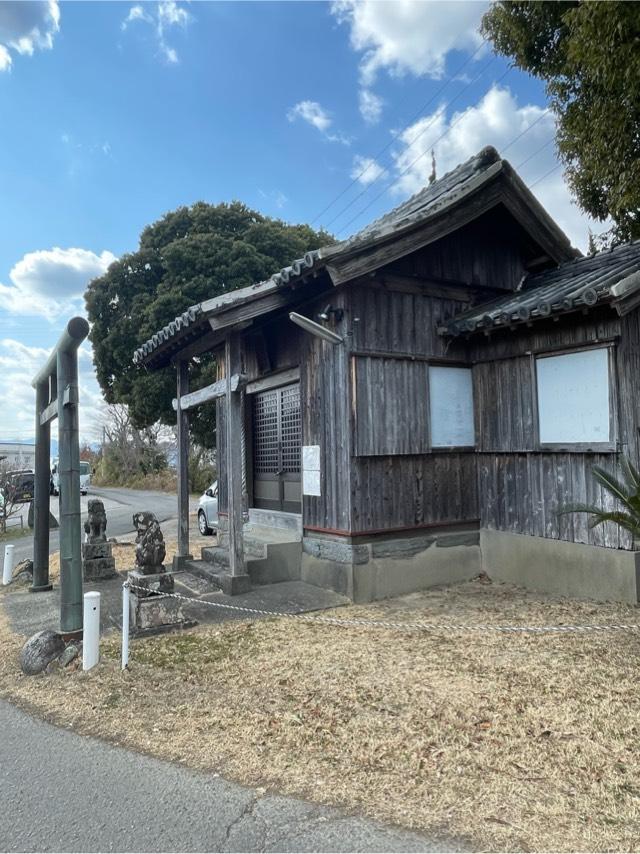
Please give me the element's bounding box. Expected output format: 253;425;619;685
443;240;640;337
134;146;578;368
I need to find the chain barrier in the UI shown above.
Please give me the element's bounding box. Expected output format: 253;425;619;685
124;581;640;636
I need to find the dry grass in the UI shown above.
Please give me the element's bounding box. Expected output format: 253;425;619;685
2;580;640;851
46;533;213;581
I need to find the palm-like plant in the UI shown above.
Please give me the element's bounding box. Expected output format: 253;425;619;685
559;456;640;546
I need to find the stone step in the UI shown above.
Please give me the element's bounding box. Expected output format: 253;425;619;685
201;546;229;567
247;508;302;534
182;559;250;596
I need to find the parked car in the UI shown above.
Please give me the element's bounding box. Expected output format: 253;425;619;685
197;481;218;535
3;470;35;504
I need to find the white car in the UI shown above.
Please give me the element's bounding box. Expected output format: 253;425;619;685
197;481;218;535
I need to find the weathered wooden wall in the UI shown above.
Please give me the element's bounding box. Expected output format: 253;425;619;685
346;283;479;534
300;290;353;533
469;311;628;549
389;206;533;291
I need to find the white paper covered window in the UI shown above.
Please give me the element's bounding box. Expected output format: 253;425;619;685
536;348;610;444
429;366;475;447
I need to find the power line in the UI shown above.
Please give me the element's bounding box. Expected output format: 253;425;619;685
514;136;555;170
310;38;489;228
528;162;563;190
501;109;551;155
334;65;513;237
323;55;502;233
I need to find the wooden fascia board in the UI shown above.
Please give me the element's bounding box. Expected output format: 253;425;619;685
207;290;293;330
326;182;504;286
499;167;578;264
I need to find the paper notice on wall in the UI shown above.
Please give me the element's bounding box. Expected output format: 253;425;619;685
302;444;321;496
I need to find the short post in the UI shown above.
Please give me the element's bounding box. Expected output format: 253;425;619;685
82;591;100;671
2;544;15;585
121;583;130;670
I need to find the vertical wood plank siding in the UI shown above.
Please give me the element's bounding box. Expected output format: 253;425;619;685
470;311;628;550
390;209;528;291
301;292;352;532
352;356;430;455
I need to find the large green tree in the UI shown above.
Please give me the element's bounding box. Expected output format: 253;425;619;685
481;1;640;244
85;201;332;447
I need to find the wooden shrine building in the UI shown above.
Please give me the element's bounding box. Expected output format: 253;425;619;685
134;146;640;603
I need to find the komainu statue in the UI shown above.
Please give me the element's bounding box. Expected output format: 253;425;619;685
84;499;107;543
133;511;167;574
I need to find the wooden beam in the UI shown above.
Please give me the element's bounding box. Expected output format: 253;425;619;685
208;292;292;330
171;374;241;411
245;367;300;395
225;332;245;579
39;399;59;425
175;358;192;565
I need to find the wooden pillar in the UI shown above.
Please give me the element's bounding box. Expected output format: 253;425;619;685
174;357;192;569
225;332;248;591
31;381;53;592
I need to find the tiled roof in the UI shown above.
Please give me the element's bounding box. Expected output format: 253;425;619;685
133;146;575;366
133;306;202;364
443;240;640;336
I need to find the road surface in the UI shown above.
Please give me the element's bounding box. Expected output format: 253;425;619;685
0;699;448;853
1;485;184;570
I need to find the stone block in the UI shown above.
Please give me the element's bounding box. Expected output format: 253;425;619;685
127;568;174;598
82;542;112;560
220;573;251;595
83;557;117;582
130;594;186;631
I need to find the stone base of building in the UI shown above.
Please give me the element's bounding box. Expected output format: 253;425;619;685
480;529;640;604
82;542;117;582
301;527;481;603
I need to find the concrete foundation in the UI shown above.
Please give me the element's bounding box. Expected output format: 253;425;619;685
481;528;640;604
301;529;481;603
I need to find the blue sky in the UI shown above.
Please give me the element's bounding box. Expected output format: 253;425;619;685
0;0;602;441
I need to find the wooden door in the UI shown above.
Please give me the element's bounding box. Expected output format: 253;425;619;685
252;382;301;513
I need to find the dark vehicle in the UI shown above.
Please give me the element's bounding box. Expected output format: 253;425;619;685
3;470;35;503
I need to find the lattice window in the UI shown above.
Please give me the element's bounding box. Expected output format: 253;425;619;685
253;389;279;475
280;384;301;474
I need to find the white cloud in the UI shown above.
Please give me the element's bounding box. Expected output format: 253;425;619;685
389;85;599;251
332;0;486;84
350;154;386;186
0;44;11;71
287;100;351;145
0;0;60;72
121;0;192;65
0;338;105;442
0;247;116;320
359;88;383;125
288;100;332;133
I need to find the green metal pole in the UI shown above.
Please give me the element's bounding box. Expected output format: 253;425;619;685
31;381;52;592
57;344;83;636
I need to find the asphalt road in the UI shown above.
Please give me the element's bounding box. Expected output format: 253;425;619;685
0;699;449;853
2;485;184;569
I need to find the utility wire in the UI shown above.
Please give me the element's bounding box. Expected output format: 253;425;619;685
334;64;513;237
514;136;555;170
323;55;502;233
528;162;563;190
310;38;489;227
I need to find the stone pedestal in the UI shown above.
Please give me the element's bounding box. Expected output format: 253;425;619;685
82;541;117;582
127;569;193;633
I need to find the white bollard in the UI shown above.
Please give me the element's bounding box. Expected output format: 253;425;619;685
121;583;130;670
82;591;100;671
2;544;15;586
